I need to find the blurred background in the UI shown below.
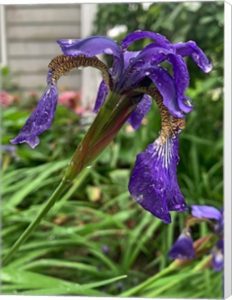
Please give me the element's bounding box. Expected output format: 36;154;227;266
1;2;223;298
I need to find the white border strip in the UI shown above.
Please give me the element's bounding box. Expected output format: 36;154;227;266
0;5;7;65
0;1;230;300
224;1;232;299
0;0;221;4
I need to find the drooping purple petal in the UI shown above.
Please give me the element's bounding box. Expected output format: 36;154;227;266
191;205;222;221
128;135;186;223
174;41;212;73
128;94;152;130
93;80;109;113
121;30;171;50
11;83;58;148
57;36;124;79
169;231;195;260
212;240;224;271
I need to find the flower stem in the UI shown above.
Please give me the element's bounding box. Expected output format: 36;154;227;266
2;178;70;266
3;91;138;265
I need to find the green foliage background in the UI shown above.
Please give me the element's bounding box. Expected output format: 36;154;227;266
1;2;223;298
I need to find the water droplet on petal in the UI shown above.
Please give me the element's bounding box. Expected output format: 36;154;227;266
104;48;113;55
184;97;192;107
204;63;213;73
145;71;150;76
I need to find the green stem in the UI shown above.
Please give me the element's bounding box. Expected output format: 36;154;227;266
2;178;70;266
144;255;212;298
120;261;178;297
3;91;138;265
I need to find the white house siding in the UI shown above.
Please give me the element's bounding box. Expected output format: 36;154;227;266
5;4;83;93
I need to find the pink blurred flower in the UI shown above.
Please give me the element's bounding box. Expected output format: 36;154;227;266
58;91;85;115
0;91;15;107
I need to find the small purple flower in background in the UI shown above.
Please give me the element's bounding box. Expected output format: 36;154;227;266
0;145;17;161
191;205;224;271
169;229;195;260
11;30;212;223
101;245;110;255
169;205;224;272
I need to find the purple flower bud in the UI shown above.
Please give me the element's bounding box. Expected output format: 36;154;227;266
101;244;110;255
169;230;195;260
212;240;224;271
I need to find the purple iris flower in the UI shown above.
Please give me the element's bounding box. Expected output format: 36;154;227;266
169;205;223;272
11;31;212;223
191;205;224;271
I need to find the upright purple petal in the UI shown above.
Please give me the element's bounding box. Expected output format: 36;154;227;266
121;44;172;91
125;47;192;115
174;41;212;73
134;43;172;61
129;135;186;223
121;45;192;117
57;36;124;79
128;94;152;130
121;30;171;50
93;80;109;113
169;230;195;260
11;83;58;148
149;67;185;118
191;205;222;221
167;54;192;114
123;50;140;69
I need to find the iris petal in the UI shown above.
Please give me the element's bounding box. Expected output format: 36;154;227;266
11;83;58;148
167;54;192;114
121;45;171;90
121;30;171;49
93;80;109;113
128;94;152;130
57;36;124;79
149;67;184;118
174;41;212;73
123;50;140;69
129;135;186;223
191;205;222;221
122;44;192;118
122;45;192;117
169;231;195;260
